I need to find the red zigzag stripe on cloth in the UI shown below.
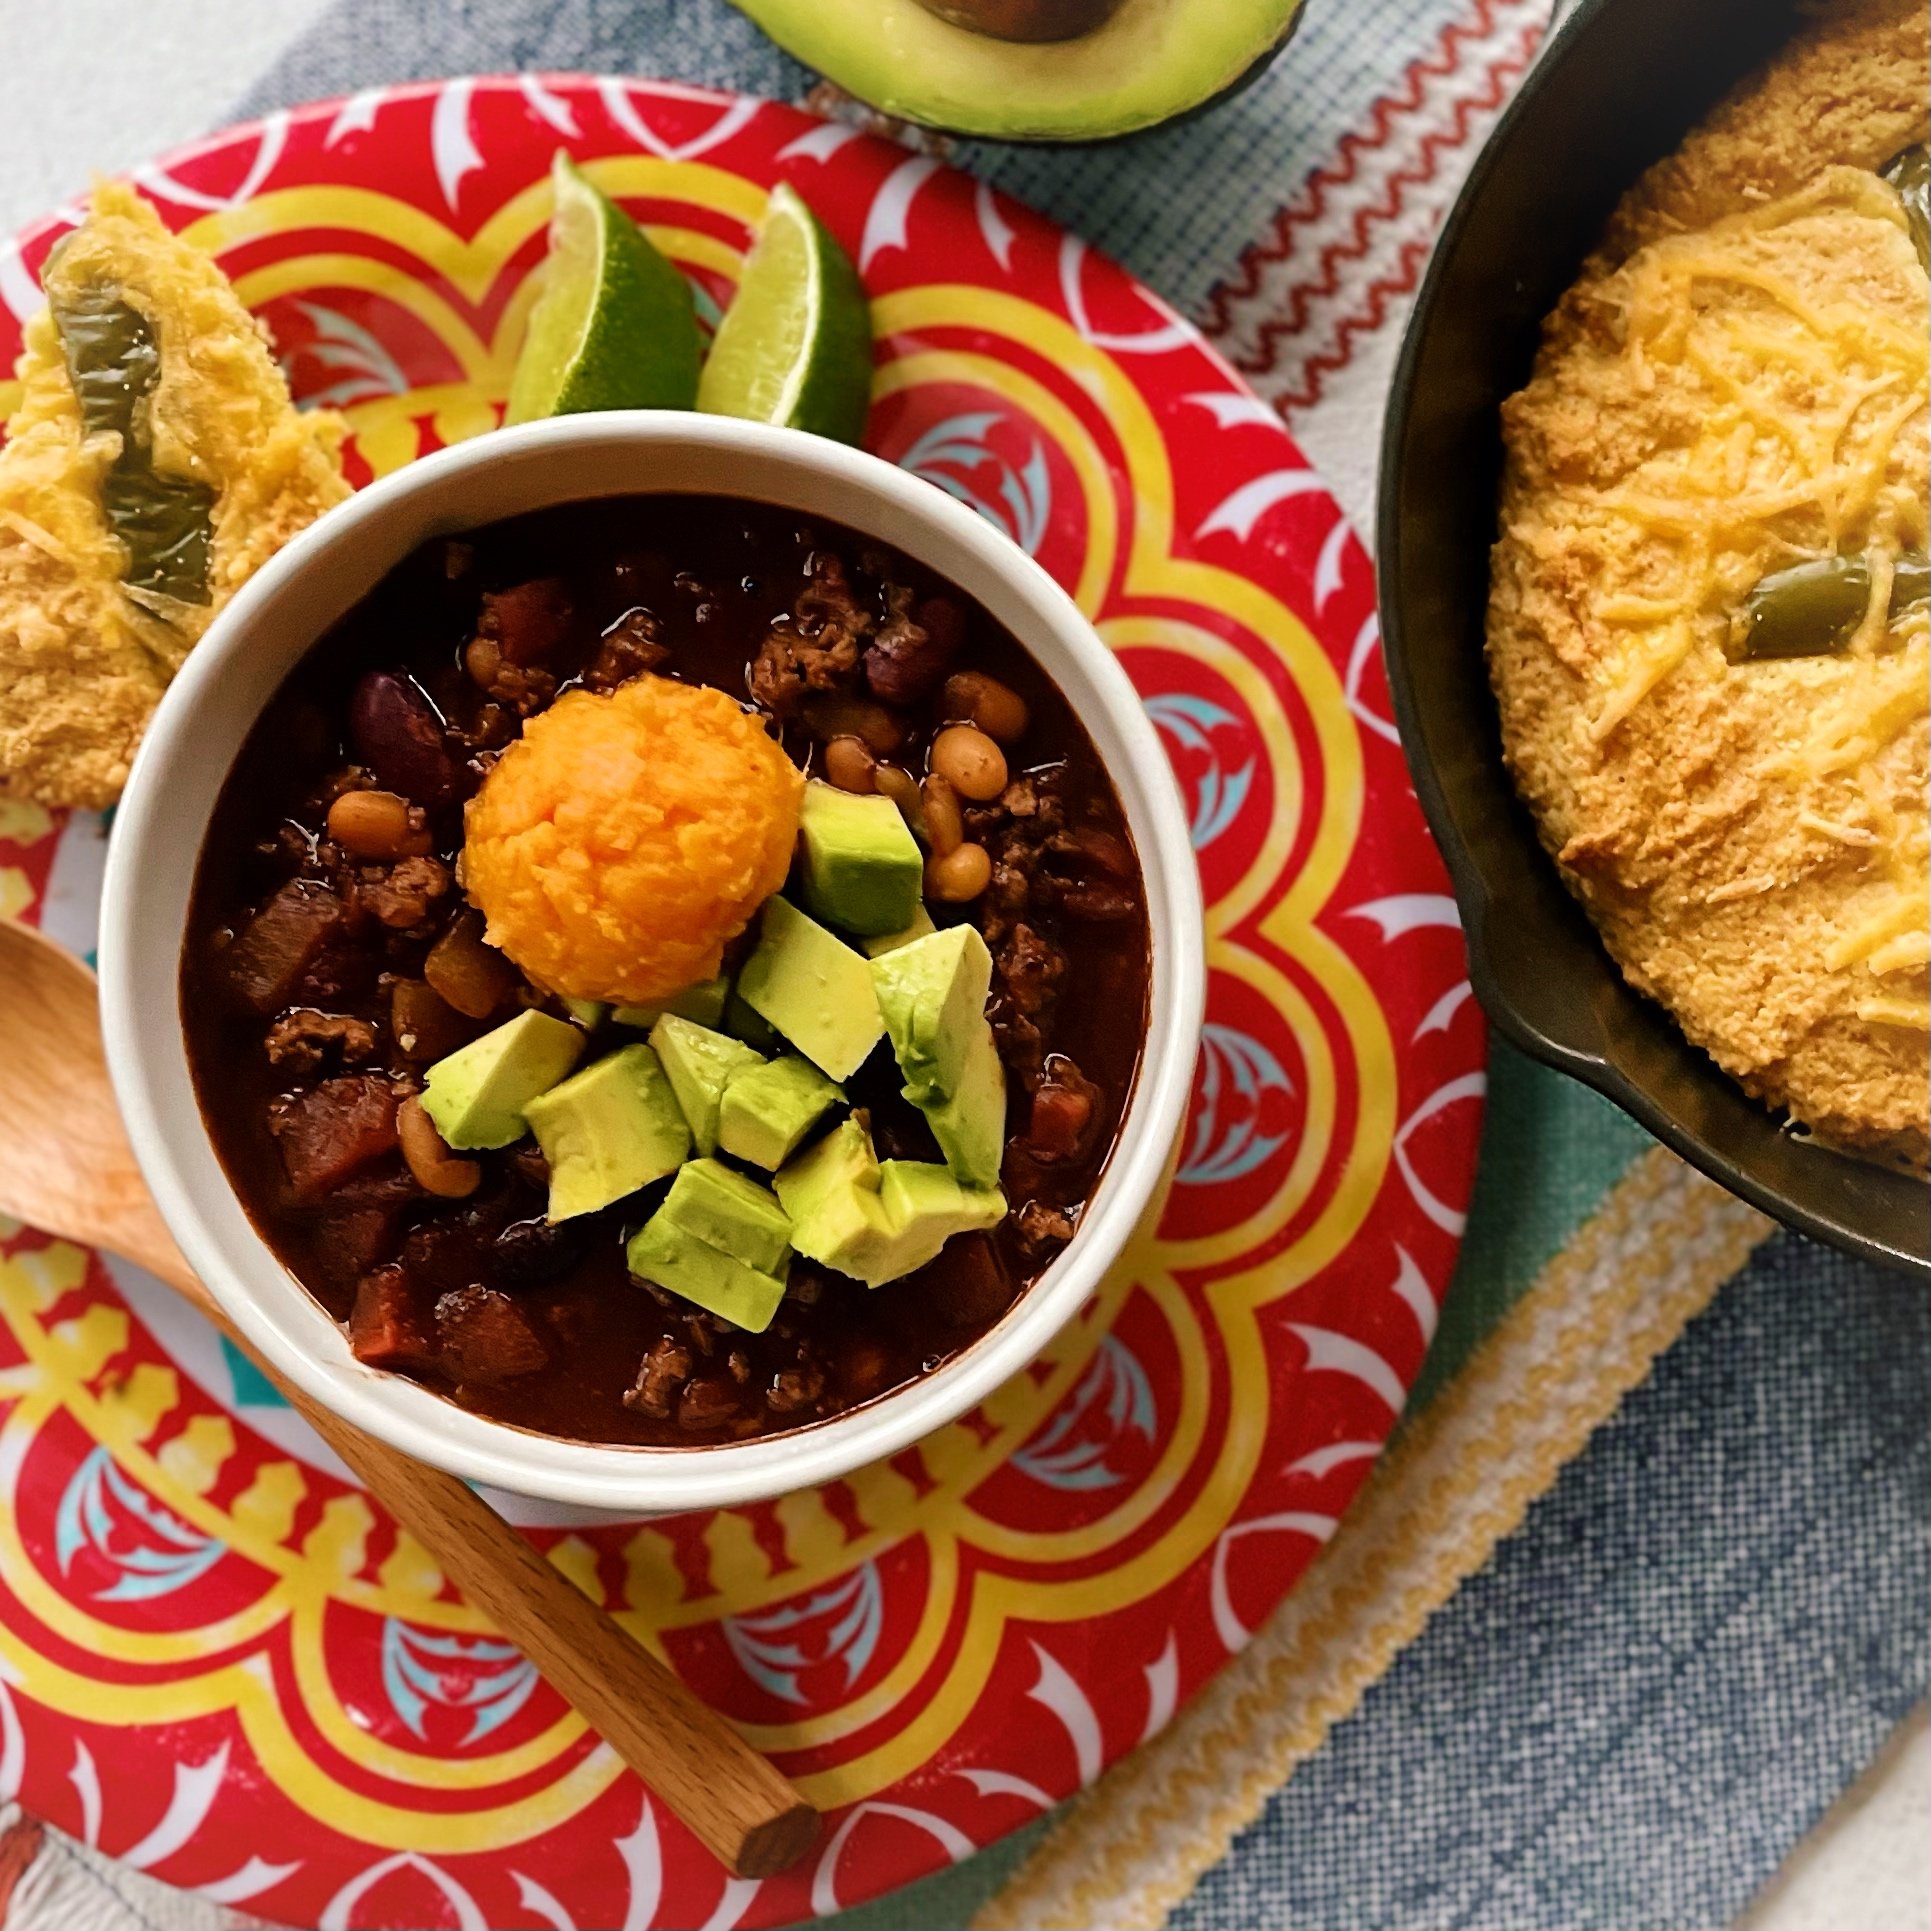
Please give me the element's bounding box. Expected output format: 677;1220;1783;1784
1203;0;1542;410
1203;0;1517;340
1264;27;1536;412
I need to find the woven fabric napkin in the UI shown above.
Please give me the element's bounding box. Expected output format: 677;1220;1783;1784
2;1;1924;1926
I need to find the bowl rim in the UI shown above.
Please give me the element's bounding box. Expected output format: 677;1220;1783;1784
100;411;1206;1511
1375;0;1930;1280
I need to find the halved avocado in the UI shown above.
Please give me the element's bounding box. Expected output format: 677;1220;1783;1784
731;0;1305;142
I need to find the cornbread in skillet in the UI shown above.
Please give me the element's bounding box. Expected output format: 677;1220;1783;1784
0;183;347;809
1489;0;1930;1169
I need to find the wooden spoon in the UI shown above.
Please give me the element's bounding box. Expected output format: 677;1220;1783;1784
0;915;818;1880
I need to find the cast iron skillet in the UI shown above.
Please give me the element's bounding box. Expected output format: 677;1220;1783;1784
1377;0;1931;1279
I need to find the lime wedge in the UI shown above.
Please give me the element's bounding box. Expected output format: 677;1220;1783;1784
697;183;872;444
505;152;701;425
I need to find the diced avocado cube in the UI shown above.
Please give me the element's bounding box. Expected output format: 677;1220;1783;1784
736;896;885;1081
724;988;781;1052
774;1116;880;1221
421;1009;584;1151
650;1012;763;1155
798;780;924;936
774;1124;1006;1287
626;1215;788;1334
656;1157;793;1276
920;1019;1007;1189
875;1160;1006;1276
871;923;994;1104
522;1043;689;1222
717;1055;844;1171
859;904;937;958
775;1119;898;1284
560;996;607;1029
612;975;730;1031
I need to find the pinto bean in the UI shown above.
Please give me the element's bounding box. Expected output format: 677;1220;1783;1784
929;724;1007;802
397;1095;481;1198
921;774;965;855
874;765;927;841
943;670;1029;745
326;788;431;861
823;735;878;793
926;841;991;901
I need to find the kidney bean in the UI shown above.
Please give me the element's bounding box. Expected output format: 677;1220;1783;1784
493;1215;588;1286
916;596;967;654
350;670;458;806
865;599;958;706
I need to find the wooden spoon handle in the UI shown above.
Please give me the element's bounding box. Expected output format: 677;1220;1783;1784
127;1217;817;1877
292;1393;818;1878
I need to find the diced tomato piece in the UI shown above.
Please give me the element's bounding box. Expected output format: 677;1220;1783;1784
221;881;345;1015
349;1266;438;1372
274;1076;399;1201
481;579;573;665
435;1285;549;1386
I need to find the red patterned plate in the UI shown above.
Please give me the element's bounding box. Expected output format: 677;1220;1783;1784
0;79;1483;1930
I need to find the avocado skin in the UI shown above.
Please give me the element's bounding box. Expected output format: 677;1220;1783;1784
730;0;1305;144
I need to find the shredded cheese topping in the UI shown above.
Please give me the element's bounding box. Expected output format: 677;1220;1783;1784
1568;167;1930;1024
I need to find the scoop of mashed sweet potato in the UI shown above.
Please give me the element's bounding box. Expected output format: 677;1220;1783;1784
463;674;804;1005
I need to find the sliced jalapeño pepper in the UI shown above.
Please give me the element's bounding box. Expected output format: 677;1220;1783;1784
1737;549;1930;661
1881;142;1929;274
1739;555;1871;660
52;283;214;607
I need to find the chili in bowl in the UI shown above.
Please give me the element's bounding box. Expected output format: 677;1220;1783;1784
99;416;1205;1514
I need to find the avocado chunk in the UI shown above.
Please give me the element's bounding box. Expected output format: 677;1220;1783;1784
732;0;1303;141
421;1009;584;1151
774;1121;1006;1286
649;1013;763;1155
870;923;993;1105
859;904;937;958
559;996;607;1029
921;1019;1008;1189
735;896;886;1081
876;1160;1006;1273
657;1157;793;1276
522;1043;690;1222
627;1216;789;1334
717;1055;845;1171
773;1118;898;1282
774;1116;880;1222
611;975;730;1032
724;988;781;1052
797;780;924;936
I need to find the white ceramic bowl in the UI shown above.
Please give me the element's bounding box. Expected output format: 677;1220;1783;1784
100;414;1205;1515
